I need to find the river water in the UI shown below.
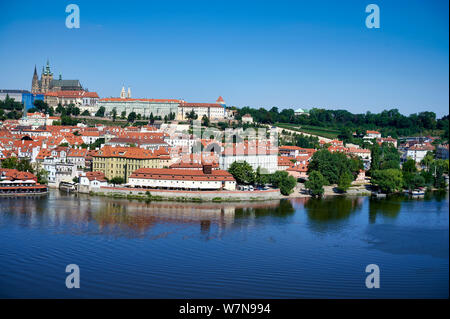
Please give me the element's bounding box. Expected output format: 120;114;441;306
0;191;448;298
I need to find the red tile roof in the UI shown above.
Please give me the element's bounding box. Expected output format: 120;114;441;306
129;168;235;182
99;98;182;103
45;90;99;98
93;146;169;160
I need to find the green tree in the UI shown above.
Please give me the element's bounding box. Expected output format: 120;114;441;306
56;103;65;114
95;106;105;117
307;149;361;185
430;159;449;189
403;173;425;191
36;169;49;184
112;108;117;122
305;171;326;197
228;161;254;184
127;112;137;123
81;110;90;116
72;106;80;116
420;152;434;171
270;171;297;195
202;115;210;127
1;157;19;169
109;176;125;185
402;158;417;173
186;110;198;120
337;171;353;193
1;157;34;173
371;169;403;194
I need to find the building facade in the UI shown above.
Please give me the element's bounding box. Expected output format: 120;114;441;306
31;61;83;94
92;146;171;181
0;89;44;110
45;90;99;111
128;166;236;191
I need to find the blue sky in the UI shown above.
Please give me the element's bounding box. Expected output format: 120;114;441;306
0;0;448;117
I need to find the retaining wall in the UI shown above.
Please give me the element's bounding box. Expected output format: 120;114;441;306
96;186;281;201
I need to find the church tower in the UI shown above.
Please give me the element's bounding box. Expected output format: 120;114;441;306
127;87;131;98
31;65;40;93
120;86;126;99
40;60;54;93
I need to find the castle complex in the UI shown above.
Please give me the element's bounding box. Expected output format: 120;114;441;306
31;60;83;94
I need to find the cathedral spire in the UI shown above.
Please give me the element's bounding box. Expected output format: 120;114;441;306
45;59;52;75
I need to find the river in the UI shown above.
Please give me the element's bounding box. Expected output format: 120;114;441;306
0;191;448;298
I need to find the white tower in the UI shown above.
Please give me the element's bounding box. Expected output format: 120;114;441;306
127;87;131;98
120;86;126;99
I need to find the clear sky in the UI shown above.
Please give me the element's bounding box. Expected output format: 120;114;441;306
0;0;448;117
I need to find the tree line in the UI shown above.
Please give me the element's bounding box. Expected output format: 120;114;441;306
236;106;448;139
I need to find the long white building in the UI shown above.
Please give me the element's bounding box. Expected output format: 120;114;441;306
128;166;236;191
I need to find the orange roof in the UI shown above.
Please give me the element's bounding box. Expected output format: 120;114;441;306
99;98;182;103
179;102;224;108
129;168;235;182
216;96;225;103
84;171;107;182
278;156;294;167
45;90;99;98
0;168;37;181
67;148;88;157
93;145;169;160
287;164;308;172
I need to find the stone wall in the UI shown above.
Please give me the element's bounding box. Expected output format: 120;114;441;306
96;186;281;201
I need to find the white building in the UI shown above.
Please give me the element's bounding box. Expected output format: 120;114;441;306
178;102;226;121
219;142;278;174
294;108;309;116
67;148;88;169
404;144;435;163
18;112;60;127
128;166;236;191
42;160;78;187
241;114;253;124
78;171;108;192
364;130;382;140
45;90;99;111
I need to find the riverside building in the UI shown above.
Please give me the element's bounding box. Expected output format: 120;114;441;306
128;165;236;191
92;145;171;181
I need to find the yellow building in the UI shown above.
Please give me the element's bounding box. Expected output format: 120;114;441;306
92;146;170;181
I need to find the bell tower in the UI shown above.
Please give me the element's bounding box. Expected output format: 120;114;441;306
31;65;40;93
40;60;54;93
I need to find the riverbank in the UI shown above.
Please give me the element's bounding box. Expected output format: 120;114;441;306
288;183;372;198
89;186;282;202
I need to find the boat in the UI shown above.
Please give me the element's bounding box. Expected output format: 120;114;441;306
371;191;387;198
410;189;425;196
59;181;77;192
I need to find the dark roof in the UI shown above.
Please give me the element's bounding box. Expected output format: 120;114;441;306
50;79;82;88
0;89;30;94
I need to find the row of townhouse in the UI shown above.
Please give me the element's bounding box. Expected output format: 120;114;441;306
91;145;171;182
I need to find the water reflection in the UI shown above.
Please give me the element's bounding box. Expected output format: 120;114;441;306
304;196;364;233
1;191;448;239
0;191;291;239
368;196;402;223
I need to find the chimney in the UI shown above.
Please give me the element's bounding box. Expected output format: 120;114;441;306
202;164;212;175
